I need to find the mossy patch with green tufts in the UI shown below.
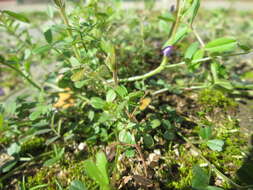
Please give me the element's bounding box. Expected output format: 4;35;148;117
198;89;237;112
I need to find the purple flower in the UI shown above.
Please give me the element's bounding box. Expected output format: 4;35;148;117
162;46;174;57
0;88;4;96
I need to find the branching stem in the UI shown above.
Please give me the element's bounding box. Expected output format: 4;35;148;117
59;7;81;60
1;62;41;90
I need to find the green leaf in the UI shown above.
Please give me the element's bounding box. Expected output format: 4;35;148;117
127;91;144;100
163;130;175;141
29;111;42;121
44;28;53;44
106;90;116;102
199;127;212;140
125;149;135;158
193;49;204;61
206;186;224;190
69;180;87;190
115;85;128;98
69;56;81;67
3;10;30;23
189;0;200;24
0;114;4;130
185;42;199;59
71;69;85;82
143;134;154;147
101;40;114;54
7;143;21;156
238;43;251;51
206;139;224;152
163;26;189;47
173;26;189;45
214;80;234;91
158;13;175;22
96;152;109;184
74;81;86;88
205;37;237;53
43;157;60;167
4;101;16;116
33;45;52;54
1;160;17;173
192;165;209;190
90;97;106;109
30;184;49;190
119;130;135;144
189;49;205;71
84;160;105;185
151;119;161;129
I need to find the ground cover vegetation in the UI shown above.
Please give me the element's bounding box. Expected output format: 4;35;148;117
0;0;253;189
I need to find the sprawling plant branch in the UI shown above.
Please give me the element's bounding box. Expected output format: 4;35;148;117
106;57;211;84
1;62;41;90
58;7;81;60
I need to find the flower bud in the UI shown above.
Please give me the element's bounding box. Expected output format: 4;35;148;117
53;0;65;8
0;88;4;96
162;46;174;57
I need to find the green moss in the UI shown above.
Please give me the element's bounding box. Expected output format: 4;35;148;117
0;136;11;145
164;146;198;190
26;159;97;190
198;89;237;112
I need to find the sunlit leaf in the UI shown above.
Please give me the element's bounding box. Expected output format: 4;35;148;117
69;180;87;190
3;10;30;23
205;37;237;53
106;90;116;102
96;152;109;184
192;165;209;190
206;139;224;152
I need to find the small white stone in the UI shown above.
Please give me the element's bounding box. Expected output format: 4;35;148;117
78;142;87;151
154;149;161;155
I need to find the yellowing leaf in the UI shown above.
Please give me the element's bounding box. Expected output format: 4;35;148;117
71;69;85;82
139;98;151;110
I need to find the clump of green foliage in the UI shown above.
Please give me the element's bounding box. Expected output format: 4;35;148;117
0;0;252;189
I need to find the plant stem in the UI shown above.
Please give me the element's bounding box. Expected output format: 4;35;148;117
111;142;148;177
106;50;251;84
151;84;209;96
59;7;81;60
192;27;205;47
0;151;52;183
1;62;41;90
106;57;211;84
168;0;181;40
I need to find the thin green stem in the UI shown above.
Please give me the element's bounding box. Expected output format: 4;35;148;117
151;84;209;96
168;0;181;39
171;0;182;41
192;27;205;47
106;57;211;84
106;49;252;84
0;151;52;183
1;62;41;90
59;7;81;60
